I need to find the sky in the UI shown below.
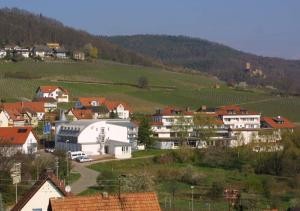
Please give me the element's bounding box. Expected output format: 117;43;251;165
0;0;299;59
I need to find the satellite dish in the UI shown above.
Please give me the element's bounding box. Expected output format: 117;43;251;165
65;185;71;193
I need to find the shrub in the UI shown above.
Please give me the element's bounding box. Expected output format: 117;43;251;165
96;170;118;193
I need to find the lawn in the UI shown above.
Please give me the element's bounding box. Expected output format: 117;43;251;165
1;60;300;121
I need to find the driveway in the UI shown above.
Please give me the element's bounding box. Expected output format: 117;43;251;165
70;161;99;194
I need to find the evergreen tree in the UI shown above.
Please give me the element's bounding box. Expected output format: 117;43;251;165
138;117;154;148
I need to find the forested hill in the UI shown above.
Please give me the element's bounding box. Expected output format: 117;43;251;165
0;8;157;66
105;35;300;94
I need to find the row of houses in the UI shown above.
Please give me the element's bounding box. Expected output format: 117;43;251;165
0;86;135;158
0;43;85;60
151;105;295;151
0;84;296;159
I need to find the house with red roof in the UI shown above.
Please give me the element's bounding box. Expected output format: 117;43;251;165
261;116;295;130
48;192;161;211
0;102;45;127
0;127;38;156
36;86;69;103
11;169;71;211
151;106;194;149
75;97;130;119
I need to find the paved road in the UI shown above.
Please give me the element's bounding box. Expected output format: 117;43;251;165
70;155;155;195
70;161;99;194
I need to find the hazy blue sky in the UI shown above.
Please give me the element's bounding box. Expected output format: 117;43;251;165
1;0;299;59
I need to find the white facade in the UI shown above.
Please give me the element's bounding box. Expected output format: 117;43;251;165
55;119;137;158
114;104;130;119
36;87;69;103
151;114;194;139
0;111;9;127
222;114;260;129
21;181;64;211
0;131;37;157
0;50;7;58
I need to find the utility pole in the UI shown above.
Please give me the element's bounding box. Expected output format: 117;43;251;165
10;163;21;204
55;157;59;178
36;154;40;181
66;140;70;185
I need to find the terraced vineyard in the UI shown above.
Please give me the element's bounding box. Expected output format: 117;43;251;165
0;60;299;122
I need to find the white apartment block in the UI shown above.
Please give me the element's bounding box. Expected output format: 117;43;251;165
55;119;138;159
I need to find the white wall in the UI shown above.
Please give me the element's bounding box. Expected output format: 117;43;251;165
22;132;38;154
111;145;131;159
21;181;64;211
107;124;128;143
0;111;9;127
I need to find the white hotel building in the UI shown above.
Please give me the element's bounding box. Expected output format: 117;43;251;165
215;105;261;146
55;119;138;159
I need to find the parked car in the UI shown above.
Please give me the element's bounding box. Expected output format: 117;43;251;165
68;151;87;160
76;156;93;163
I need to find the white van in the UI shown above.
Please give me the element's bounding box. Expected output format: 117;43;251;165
68;151;87;160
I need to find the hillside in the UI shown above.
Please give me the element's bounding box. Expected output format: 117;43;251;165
0;8;157;67
105;35;300;94
0;60;299;122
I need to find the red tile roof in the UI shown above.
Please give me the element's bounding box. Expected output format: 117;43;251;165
78;97;131;111
0;127;33;145
261;116;295;129
216;105;259;116
49;192;161;211
2;102;45;113
69;109;93;120
153;106;193;116
103;100;131;112
37;86;68;94
78;97;106;107
12;170;71;211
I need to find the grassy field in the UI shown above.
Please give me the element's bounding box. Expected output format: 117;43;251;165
0;60;300;121
87;155;294;210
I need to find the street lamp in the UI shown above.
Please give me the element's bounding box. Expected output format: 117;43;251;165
191;185;194;211
66;140;70;185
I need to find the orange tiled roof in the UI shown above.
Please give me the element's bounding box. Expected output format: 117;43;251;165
70;109;93;120
49;192;161;211
154;106;193;116
37;86;68;94
0;127;33;145
103;100;131;111
216;105;259;116
261;116;295;129
78;97;131;111
2;102;44;113
12;170;71;211
78;97;106;107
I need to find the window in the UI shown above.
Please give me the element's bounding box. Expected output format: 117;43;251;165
32;209;42;211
